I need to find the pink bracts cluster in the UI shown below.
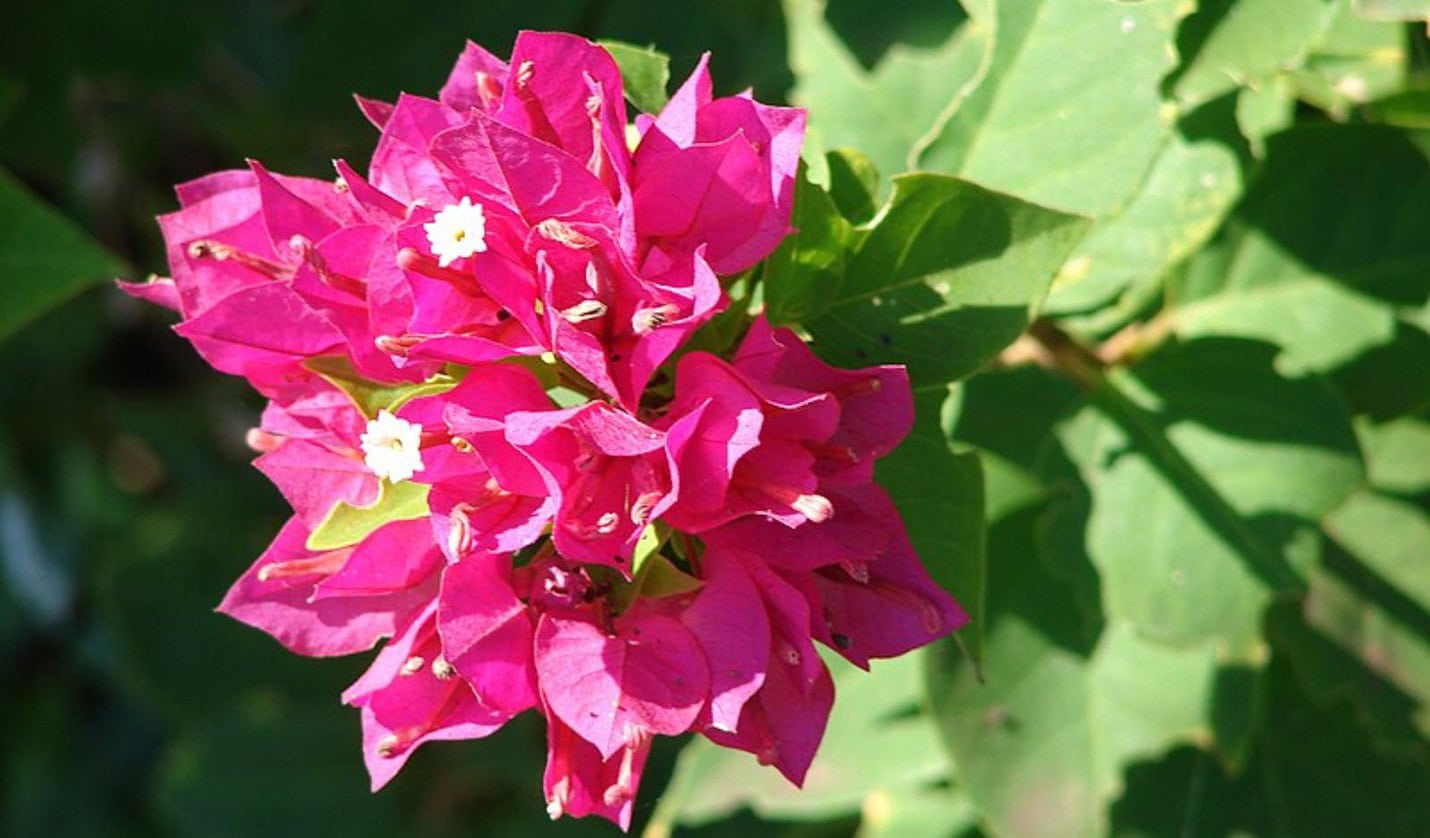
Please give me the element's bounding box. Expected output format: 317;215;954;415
122;32;966;829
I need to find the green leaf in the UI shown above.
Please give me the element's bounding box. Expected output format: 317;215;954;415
1267;530;1430;750
877;386;986;663
1047;95;1250;316
306;480;430;551
856;786;979;838
804;174;1090;387
652;649;950;827
1353;0;1430;20
629;523;664;578
304;356;457;419
925;508;1229;838
1252;656;1430;835
1112;678;1430;838
761;163;855;325
1293;0;1408;118
1323;491;1430;619
1170;0;1338;107
1357;414;1430;494
598;40;670;115
1236;75;1297;157
1176;124;1430;308
635;553;702;601
1366;88;1430;129
1329;318;1430;420
917;0;1186;217
825;147;882;225
1170;277;1397;374
783;0;989;181
0;167;126;340
1064;338;1365;654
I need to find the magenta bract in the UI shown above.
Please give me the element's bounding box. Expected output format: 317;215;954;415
123;31;966;830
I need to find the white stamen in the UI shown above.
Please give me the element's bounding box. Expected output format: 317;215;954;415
791;493;834;523
400;656;425;675
560;299;608;323
535;218;598;249
632;304;679;334
359;410;425;483
630;491;663;525
447;506;473;558
423;197;488;268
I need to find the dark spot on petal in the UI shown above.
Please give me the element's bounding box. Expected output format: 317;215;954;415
832;633;853;650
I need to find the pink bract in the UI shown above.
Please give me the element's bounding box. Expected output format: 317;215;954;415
122;30;966;832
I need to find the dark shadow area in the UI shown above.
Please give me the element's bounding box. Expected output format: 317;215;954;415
1111;746;1261;838
1130;337;1360;452
1318;535;1430;660
1329;318;1430;422
1031;443;1107;657
1233;125;1430;308
996;501;1102;659
1264;599;1427;755
1160;0;1237;98
825;0;967;69
953;365;1082;473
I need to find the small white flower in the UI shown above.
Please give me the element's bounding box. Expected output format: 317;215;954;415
423;197;488;267
359;410;425;483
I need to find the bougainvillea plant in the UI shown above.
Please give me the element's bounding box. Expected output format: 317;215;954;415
120;32;965;828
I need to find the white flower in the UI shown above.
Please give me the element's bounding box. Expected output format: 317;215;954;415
359;410;425;483
423;197;488;267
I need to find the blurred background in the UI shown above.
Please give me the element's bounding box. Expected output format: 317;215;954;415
0;2;962;836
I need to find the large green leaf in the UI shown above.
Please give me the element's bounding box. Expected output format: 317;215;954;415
1252;657;1430;835
1171;277;1397;374
877;387;986;663
651;650;950;828
1110;661;1430;837
917;0;1186;216
783;0;989;182
761;163;857;325
925;504;1229;838
1176;124;1430;308
1064;338;1364;654
1170;0;1338;107
804;174;1089;387
0;168;126;340
1047;95;1249;316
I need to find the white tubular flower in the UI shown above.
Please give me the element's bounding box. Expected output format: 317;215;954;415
423;197;488;267
359;410;425;483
